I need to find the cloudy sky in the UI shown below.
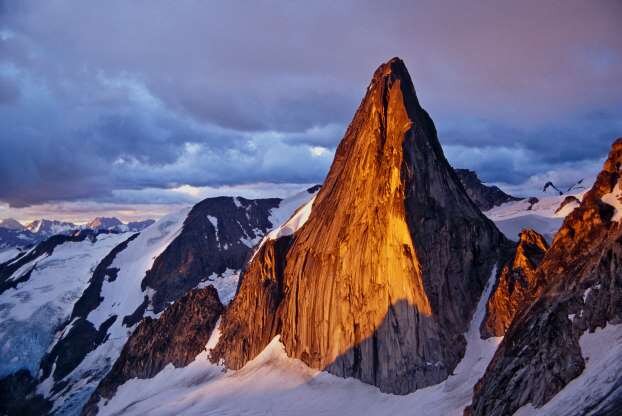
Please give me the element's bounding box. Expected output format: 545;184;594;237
1;0;621;222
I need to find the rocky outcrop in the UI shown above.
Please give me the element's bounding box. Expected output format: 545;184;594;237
543;181;564;196
211;57;508;394
82;286;223;416
481;229;548;338
0;370;51;416
454;168;521;211
555;195;581;215
468;138;622;416
142;196;280;312
39;316;117;386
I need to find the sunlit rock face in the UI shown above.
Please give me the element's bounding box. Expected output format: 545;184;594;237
211;57;508;394
468;138;622;416
481;229;548;338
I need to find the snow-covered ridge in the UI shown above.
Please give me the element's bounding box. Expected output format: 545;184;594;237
485;190;587;242
31;189;319;415
267;194;316;240
0;233;130;379
95;265;502;416
245;187;318;262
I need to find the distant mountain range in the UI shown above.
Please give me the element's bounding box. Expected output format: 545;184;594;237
0;217;155;250
0;175;521;253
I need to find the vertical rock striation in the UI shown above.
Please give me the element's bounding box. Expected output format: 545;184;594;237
468;138;622;416
211;58;508;394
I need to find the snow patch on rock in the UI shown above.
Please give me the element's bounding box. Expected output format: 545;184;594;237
486;191;586;242
268;195;316;240
601;182;622;222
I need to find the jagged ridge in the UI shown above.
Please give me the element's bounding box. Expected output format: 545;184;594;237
468;138;622;416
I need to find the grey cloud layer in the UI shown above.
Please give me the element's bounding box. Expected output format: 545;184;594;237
0;0;620;207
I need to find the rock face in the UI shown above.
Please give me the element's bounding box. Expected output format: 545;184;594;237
0;370;51;416
142;196;280;312
211;58;508;394
82;286;223;416
468;138;622;416
454;169;521;211
481;229;548;338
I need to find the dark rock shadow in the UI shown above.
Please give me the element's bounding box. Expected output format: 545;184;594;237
320;299;469;395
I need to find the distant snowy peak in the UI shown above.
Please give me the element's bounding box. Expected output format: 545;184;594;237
25;219;78;237
485;186;588;242
0;217;155;251
0;218;25;231
542;178;588;196
1;218;78;250
126;219;155;232
86;217;155;233
86;217;123;230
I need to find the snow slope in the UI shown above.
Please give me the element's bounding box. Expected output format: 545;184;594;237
38;209;191;415
515;323;622;416
95;267;502;416
268;188;317;230
0;233;129;378
267;194;316;240
0;247;20;264
485;192;585;242
196;268;240;305
38;190;317;415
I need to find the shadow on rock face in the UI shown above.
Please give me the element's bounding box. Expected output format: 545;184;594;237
322;299;463;394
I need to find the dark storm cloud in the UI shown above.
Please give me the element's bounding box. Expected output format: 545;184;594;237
0;0;620;207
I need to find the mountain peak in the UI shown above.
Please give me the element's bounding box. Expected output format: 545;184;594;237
372;57;409;79
25;219;76;235
86;217;123;230
0;218;25;231
212;59;507;394
366;57;421;111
